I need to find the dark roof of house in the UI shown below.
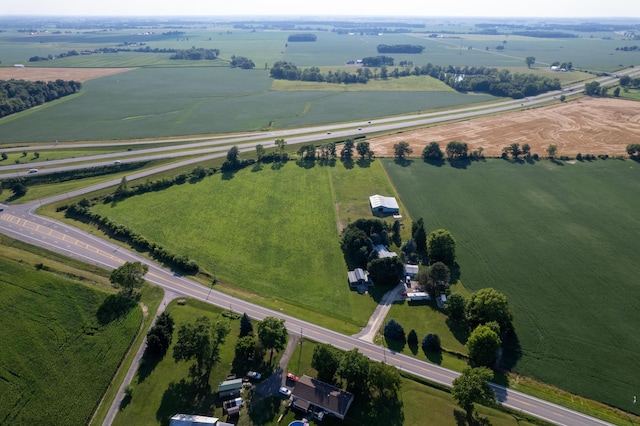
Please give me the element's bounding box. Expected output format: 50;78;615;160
292;375;354;418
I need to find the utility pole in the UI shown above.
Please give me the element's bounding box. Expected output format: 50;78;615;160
297;327;303;373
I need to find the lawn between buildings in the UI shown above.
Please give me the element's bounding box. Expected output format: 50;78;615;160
381;157;640;417
0;235;143;426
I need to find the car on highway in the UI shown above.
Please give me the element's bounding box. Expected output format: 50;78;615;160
0;208;3;212
286;373;299;382
28;168;38;173
113;160;122;165
278;386;291;397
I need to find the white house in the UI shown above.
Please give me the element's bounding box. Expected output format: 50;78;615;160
369;194;399;216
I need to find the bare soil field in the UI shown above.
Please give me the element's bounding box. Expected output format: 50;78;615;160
0;67;134;83
369;97;640;157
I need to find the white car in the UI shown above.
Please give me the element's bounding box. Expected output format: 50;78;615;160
279;386;291;397
28;168;38;173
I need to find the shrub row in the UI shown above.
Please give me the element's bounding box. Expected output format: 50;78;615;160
66;203;199;274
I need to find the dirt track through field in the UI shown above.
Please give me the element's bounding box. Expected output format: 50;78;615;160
369;97;640;157
0;67;134;83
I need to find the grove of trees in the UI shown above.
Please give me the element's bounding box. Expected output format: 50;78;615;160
0;79;82;118
173;316;231;384
268;61;562;98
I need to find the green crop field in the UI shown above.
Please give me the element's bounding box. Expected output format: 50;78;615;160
382;158;640;415
0;249;142;425
0;64;497;144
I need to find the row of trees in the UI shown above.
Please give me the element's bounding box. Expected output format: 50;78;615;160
376;44;425;54
67;202;200;274
287;34;317;42
269;61;561;98
230;55;255;69
0;79;82;118
169;48;220;60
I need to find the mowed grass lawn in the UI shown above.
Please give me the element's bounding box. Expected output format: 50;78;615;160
0;255;141;425
382;158;640;414
91;160;384;333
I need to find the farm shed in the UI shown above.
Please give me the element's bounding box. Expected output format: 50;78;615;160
169;414;219;426
291;375;354;421
404;264;419;278
374;244;397;259
369;194;399;216
347;268;371;289
217;378;243;398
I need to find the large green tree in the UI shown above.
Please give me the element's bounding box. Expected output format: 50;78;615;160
445;292;467;322
466;324;502;368
422;141;444;161
393;141;412;159
234;335;256;362
338;349;370;394
356;140;373;160
145;312;175;358
452;367;496;423
411;218;427;256
110;261;149;296
257;316;288;365
446;141;468;160
311;343;341;384
240;313;253;337
427;229;456;265
173;316;231;383
466;288;513;331
368;361;402;399
525;56;536;68
367;256;404;287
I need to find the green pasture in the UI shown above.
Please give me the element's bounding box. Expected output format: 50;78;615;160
382;158;640;415
0;245;142;426
89;160;383;333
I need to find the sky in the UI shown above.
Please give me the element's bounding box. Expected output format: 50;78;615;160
4;0;640;19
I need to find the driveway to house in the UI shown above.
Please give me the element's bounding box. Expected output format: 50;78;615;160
254;333;299;398
353;282;405;343
100;289;181;426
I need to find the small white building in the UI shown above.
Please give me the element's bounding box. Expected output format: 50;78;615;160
369;194;399;216
404;264;419;278
170;414;219;426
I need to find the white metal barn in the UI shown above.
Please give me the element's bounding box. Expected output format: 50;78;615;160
369;194;399;215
